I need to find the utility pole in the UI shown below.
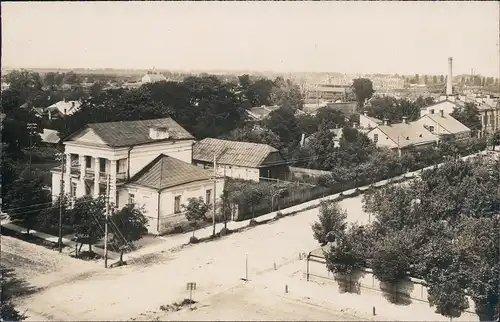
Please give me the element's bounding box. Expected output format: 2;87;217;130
27;123;37;174
212;154;217;237
104;174;110;268
57;153;66;253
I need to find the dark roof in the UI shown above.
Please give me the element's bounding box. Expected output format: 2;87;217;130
130;154;212;190
67;118;194;147
193;138;283;168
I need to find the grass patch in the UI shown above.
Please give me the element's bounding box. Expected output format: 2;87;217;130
159;298;197;312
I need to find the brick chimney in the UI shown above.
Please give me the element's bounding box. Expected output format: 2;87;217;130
440;110;444;117
446;57;453;96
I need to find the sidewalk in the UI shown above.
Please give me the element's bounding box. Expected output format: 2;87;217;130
1;221;119;259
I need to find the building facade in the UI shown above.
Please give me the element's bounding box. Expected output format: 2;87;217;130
193;138;289;182
50;118;223;234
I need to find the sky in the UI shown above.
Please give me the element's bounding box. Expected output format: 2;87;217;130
2;1;499;77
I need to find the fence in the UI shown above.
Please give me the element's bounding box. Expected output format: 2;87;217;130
306;251;477;314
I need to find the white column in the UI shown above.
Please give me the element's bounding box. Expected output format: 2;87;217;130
64;154;71;194
110;160;117;205
94;157;100;198
78;155;86;196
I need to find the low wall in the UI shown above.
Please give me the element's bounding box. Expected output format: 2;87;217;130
306;254;477;314
289;166;332;178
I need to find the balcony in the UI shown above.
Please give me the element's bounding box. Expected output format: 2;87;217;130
117;172;127;183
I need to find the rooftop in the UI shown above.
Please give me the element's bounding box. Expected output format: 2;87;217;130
130;154;212;190
375;122;438;148
247;105;280;120
193;138;283;168
40;129;61;144
423;113;470;135
66;118;194;147
47;100;81;116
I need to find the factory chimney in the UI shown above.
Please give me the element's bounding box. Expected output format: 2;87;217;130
446;57;453;96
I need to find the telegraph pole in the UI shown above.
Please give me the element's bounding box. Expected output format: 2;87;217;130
104;174;110;268
27;123;37;174
212;154;217;237
57;153;66;253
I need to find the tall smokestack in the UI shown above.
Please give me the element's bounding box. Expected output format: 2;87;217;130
447;57;453;96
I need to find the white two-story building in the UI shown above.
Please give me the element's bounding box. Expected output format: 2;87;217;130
51;118;224;234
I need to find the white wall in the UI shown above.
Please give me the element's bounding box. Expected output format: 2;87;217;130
195;163;261;182
217;165;260;182
366;128;398;149
128;140;193;177
420;101;456;117
120;178;225;234
413;116;450;136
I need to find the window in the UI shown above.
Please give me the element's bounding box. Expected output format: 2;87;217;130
429;126;435;133
85;183;91;195
373;134;379;143
206;189;212;204
85;156;92;169
99;185;106;196
174;195;181;214
71;182;77;197
99;158;106;173
128;193;135;205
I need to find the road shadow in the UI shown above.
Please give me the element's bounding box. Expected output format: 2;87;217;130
379;279;414;306
333;270;365;295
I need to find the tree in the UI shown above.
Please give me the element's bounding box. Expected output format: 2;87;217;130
324;223;368;276
225;124;283;150
433;75;438;84
271;77;304;110
70;196;106;253
2;170;48;234
263;106;302;150
183;197;211;237
296;114;319;136
488;130;500;150
315;107;346;129
428;277;470;321
110;204;148;263
440;75;445;83
450;102;481;135
4;69;43;103
311;200;347;246
245;186;264;220
351;78;374;108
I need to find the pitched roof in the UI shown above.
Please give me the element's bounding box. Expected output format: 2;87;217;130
67;118;194;147
246;105;280;120
423;113;470;135
193;138;283;168
40;129;61;144
374;122;438;148
47;100;81;116
360;114;383;125
130;154;212;190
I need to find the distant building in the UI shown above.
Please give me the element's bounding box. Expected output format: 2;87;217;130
45;100;82;120
40;129;61;146
366;118;438;156
192;138;289;182
246;105;280;121
325;102;357;117
141;73;167;84
414;110;471;141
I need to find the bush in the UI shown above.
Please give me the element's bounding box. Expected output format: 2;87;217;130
189;236;199;244
248;219;258;226
275;211;285;219
218;227;232;236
